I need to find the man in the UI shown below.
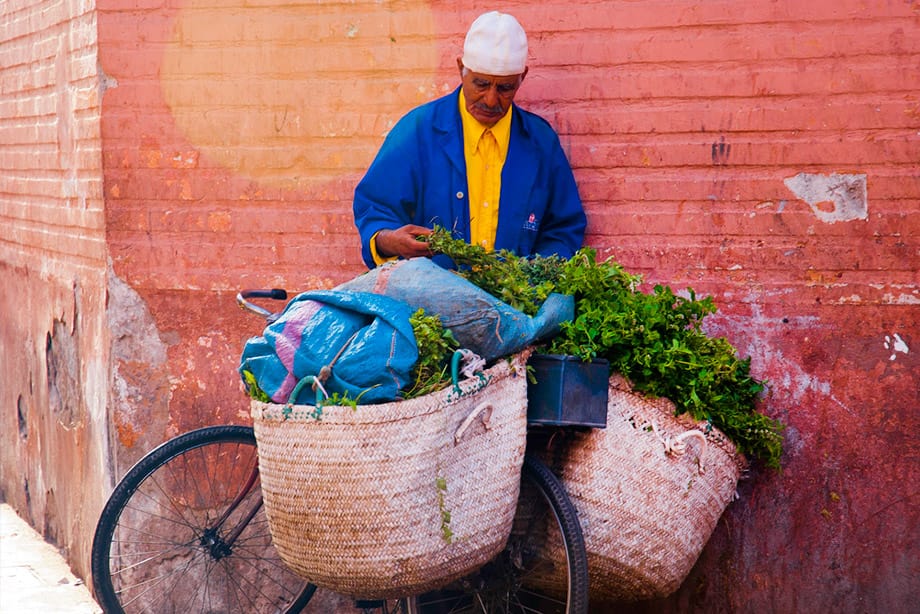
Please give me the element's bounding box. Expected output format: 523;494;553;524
353;11;586;269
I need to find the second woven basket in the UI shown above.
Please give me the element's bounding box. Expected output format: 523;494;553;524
531;374;746;602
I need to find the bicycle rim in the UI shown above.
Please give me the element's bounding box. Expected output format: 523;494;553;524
409;454;589;613
91;425;315;613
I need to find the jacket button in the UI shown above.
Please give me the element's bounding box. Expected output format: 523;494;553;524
456;191;464;199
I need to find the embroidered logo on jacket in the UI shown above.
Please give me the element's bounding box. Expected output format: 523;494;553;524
523;213;538;231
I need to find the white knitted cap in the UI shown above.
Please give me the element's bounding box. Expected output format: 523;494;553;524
462;11;528;76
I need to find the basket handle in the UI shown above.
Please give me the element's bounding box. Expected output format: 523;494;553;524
288;374;329;406
454;402;493;443
660;428;708;473
672;430;707;453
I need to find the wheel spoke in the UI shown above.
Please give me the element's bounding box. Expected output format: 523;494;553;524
409;455;588;613
116;545;207;611
92;426;315;614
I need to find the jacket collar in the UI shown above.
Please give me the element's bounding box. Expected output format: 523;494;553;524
434;86;532;174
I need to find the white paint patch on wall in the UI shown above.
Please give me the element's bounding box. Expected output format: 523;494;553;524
709;307;856;436
882;293;920;305
883;334;910;361
783;172;868;223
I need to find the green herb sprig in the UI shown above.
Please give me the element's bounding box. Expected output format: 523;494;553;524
317;391;360;409
404;308;459;399
427;227;784;468
242;369;271;402
424;228;558;316
435;476;453;544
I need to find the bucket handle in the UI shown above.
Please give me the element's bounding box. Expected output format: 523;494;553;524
454;402;493;443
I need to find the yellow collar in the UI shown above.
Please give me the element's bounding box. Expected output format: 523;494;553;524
459;89;512;160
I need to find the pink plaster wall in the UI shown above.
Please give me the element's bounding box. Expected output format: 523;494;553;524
1;0;917;609
0;0;110;581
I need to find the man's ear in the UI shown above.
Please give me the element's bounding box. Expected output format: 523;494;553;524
456;57;465;75
520;66;529;82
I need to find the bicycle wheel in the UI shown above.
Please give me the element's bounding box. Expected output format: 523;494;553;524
408;454;590;613
91;425;316;613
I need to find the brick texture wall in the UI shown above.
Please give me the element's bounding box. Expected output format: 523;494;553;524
3;0;919;609
0;0;110;581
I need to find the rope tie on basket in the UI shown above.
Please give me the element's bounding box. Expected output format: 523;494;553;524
649;421;709;474
450;349;489;397
456;349;486;379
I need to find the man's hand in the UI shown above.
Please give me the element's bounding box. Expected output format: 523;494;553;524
375;225;433;259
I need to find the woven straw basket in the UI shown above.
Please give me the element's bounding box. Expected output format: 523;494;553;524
532;375;746;602
251;352;530;599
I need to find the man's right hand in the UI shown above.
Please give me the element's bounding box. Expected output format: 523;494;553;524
374;225;433;259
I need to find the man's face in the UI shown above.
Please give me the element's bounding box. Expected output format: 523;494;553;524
458;60;528;127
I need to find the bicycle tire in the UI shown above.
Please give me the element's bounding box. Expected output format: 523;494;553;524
407;454;590;613
91;425;316;613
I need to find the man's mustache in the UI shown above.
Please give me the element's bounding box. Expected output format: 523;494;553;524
475;103;503;114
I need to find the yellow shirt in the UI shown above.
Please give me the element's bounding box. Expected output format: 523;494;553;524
459;89;511;252
370;90;511;264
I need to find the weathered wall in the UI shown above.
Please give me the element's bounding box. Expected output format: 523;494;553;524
0;0;109;582
2;0;918;609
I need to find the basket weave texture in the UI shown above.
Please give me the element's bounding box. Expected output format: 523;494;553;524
534;375;746;602
251;352;530;599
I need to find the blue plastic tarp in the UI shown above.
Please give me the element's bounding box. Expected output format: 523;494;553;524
238;290;418;405
337;258;574;363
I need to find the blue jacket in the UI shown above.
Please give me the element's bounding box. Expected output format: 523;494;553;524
353;88;586;269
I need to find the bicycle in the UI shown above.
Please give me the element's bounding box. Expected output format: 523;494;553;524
91;289;591;613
